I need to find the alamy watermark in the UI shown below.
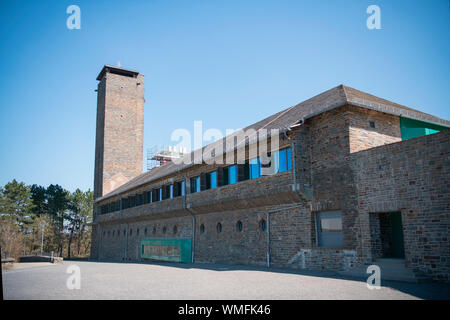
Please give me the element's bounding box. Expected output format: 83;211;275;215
66;5;81;30
366;265;381;289
367;5;381;30
166;121;282;171
66;264;81;290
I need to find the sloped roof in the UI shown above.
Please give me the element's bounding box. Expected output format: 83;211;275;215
95;84;450;202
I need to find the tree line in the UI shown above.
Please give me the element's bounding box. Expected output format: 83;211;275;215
0;179;93;259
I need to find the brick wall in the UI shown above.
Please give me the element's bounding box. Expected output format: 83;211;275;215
352;130;450;281
94;72;144;199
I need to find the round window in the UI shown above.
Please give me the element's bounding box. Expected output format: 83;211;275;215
236;221;243;232
260;219;266;232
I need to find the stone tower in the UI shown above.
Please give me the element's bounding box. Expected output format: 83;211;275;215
93;65;145;200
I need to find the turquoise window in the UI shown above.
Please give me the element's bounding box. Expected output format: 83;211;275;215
286;148;292;170
229;165;237;184
195;176;200;192
210;171;217;189
249;158;261;179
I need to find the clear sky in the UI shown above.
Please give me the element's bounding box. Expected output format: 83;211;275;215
0;0;449;192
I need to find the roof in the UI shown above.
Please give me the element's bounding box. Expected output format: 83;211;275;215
95;84;450;202
96;65;140;81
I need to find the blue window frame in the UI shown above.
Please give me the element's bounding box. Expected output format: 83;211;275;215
210;171;217;189
229;165;237;184
249;158;261;179
191;176;201;193
278;147;292;173
195;176;200;192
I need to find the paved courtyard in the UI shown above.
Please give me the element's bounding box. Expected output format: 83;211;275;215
2;260;450;300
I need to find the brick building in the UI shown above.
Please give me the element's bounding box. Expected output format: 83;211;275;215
90;65;450;282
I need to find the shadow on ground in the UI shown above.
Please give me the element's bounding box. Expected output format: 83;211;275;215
63;258;450;300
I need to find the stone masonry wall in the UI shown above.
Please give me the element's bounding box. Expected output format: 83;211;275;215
352;130;450;282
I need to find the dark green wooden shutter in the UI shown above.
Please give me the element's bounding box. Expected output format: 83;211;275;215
217;168;224;186
200;173;207;191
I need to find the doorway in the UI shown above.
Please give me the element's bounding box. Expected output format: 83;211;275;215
379;212;405;258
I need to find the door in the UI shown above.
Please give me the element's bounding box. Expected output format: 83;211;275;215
390;212;405;258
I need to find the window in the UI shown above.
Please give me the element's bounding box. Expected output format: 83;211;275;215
236;221;243;232
237;162;250;182
153;226;156;234
200;224;205;233
173;225;177;234
216;223;222;233
130;229;132;236
278;148;292;172
190;176;201;193
152;189;160;202
137;228;139;236
163;226;167;234
210;171;217;189
222;167;229;186
130;196;136;208
174;181;185;197
317;211;343;248
144;227;147;235
181;181;185;196
170;185;173;198
249;158;261;179
369;120;375;128
228;165;237;184
259;219;266;232
162;185;170;200
137;194;143;206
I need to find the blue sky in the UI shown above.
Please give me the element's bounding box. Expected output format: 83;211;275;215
0;0;449;192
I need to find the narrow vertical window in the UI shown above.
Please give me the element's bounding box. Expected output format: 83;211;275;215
278;148;287;172
249;158;261;179
210;171;217;189
195;176;200;192
181;180;185;196
229;165;237;184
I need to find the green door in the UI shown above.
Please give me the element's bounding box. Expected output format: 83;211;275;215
390;212;405;258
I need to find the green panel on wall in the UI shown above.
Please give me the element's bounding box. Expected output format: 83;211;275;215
400;117;448;140
141;238;191;263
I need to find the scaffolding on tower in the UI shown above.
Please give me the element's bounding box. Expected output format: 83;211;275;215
146;145;187;171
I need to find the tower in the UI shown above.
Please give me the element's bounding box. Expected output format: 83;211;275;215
93;65;145;199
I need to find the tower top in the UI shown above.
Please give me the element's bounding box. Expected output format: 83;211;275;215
96;65;140;81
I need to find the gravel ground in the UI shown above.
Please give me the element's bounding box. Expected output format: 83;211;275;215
2;260;450;300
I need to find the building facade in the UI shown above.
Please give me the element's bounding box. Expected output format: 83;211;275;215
90;65;450;282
